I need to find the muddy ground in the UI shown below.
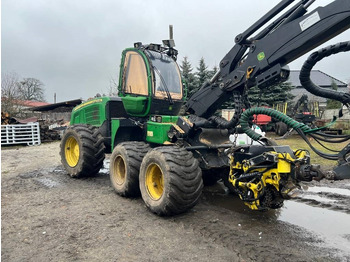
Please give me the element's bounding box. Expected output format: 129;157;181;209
2;141;350;262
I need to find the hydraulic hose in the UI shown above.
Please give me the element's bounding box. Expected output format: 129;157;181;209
209;92;243;129
299;41;350;106
240;107;348;160
240;107;311;140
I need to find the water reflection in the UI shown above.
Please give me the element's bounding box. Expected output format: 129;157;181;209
204;181;350;254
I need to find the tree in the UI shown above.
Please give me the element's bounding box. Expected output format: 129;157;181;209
1;72;22;115
180;57;197;99
196;57;210;90
248;82;294;107
108;77;119;96
17;78;45;101
326;80;342;109
208;65;219;79
1;73;46;116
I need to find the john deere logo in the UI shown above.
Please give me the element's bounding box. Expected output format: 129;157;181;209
257;52;265;61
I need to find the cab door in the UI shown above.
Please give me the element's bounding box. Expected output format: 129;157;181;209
119;50;151;116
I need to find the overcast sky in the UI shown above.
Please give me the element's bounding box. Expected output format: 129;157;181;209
2;0;349;103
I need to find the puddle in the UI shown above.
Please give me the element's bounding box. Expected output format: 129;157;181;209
204;182;350;255
280;201;350;254
305;186;350;197
296;194;337;204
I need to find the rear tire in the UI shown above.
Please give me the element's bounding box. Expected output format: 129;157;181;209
60;124;105;178
110;142;150;197
275;122;288;136
139;146;203;216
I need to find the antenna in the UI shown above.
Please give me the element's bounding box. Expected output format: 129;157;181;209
163;25;175;48
169;25;174;40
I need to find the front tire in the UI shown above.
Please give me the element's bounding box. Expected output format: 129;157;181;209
110;142;150;197
139;146;203;216
60;124;105;178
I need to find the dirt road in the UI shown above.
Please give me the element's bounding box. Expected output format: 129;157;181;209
2;142;350;261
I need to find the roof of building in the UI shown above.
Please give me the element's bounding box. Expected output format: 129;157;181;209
0;98;51;108
30;99;82;112
287;70;348;104
288;70;347;88
20;100;51;107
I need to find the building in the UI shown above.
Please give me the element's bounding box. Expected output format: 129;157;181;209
287;70;348;108
30;99;82;121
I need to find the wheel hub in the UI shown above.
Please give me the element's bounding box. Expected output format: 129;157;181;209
145;163;164;200
112;155;126;185
65;136;80;167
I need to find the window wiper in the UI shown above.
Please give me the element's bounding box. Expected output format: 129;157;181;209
153;65;173;105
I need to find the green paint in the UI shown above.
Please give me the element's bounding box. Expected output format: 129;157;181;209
145;116;179;144
121;95;148;115
257;52;265;61
111;119;121;151
70;97;110;126
146;121;173;144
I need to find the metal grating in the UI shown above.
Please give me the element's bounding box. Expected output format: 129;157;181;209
1;122;41;146
85;105;101;125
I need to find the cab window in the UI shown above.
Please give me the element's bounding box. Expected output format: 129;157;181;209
122;51;148;96
146;50;183;100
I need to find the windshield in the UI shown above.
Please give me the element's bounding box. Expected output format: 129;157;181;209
146;50;183;100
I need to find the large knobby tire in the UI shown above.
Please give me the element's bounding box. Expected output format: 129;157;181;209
139;146;203;216
275;121;288;136
110;142;150;197
60;124;105;178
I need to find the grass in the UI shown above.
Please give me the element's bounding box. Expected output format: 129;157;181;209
268;133;349;169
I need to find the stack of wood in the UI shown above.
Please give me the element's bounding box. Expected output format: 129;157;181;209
39;120;61;142
1;112;18;125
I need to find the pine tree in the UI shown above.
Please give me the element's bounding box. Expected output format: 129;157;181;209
208;65;219;79
248;82;294;107
180;57;196;100
326;80;342;109
196;57;210;90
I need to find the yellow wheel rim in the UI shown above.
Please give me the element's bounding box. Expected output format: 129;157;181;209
112;155;126;185
145;163;164;200
65;136;80;167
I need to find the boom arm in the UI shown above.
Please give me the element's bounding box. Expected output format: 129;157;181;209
185;0;350;118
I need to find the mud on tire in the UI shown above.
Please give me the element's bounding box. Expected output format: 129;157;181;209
60;124;105;178
110;142;150;197
139;146;203;216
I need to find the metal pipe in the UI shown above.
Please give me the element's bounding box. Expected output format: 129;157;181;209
185;144;233;150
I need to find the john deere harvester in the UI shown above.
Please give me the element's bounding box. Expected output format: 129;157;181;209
61;0;350;215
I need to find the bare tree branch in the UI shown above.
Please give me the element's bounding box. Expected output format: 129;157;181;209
108;77;119;96
18;78;45;101
1;72;21;115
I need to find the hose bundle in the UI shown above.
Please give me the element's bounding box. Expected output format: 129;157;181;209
240;107;350;160
299;41;350;107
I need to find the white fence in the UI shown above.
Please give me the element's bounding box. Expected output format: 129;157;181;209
1;122;41;146
321;109;350;120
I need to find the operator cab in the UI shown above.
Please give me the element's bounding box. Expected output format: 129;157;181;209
119;43;184;117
